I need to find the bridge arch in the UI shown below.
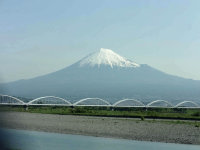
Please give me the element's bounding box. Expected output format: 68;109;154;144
0;95;24;104
73;98;111;106
28;96;71;105
146;100;173;107
175;101;199;108
113;99;145;107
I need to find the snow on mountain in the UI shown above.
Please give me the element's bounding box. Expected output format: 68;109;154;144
78;48;140;68
1;48;200;101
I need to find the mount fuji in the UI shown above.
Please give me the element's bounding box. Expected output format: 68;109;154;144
1;48;200;102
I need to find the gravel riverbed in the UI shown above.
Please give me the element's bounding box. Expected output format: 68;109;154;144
0;112;199;144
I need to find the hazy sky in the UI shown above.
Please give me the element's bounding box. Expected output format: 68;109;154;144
1;0;200;83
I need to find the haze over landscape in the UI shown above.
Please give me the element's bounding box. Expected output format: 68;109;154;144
0;0;200;104
1;48;200;104
0;0;200;83
1;1;200;149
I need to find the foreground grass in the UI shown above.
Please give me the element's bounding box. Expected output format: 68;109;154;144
0;105;200;121
114;117;200;127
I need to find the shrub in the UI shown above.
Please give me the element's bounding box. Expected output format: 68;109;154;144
191;111;200;117
140;116;145;121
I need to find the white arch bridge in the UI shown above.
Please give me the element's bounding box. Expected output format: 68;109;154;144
0;95;200;108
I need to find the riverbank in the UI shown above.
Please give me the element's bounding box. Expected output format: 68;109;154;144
0;112;200;145
1;105;200;120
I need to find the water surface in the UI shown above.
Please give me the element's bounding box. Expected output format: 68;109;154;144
0;128;199;150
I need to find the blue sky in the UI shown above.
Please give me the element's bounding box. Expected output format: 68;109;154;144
0;0;200;82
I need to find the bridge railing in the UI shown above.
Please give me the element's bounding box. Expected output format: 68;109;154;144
0;95;200;108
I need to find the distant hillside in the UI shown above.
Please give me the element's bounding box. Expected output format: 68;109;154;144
1;48;200;103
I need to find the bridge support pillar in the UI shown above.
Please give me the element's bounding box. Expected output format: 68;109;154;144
145;107;148;111
23;105;28;111
111;107;114;111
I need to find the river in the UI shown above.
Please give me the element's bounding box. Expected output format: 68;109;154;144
0;128;199;150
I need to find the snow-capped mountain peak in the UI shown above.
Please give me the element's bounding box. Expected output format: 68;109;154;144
79;48;140;68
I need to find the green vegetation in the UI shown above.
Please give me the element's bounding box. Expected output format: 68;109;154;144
140;116;145;121
195;123;200;127
146;119;200;126
1;105;200;121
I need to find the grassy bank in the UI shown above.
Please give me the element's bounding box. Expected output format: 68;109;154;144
0;105;200;121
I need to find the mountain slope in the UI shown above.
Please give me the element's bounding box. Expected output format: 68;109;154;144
1;48;200;103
